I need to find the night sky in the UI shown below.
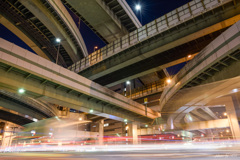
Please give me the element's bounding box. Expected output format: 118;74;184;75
0;0;192;74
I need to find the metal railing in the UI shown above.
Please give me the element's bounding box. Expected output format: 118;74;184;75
68;0;232;73
123;80;165;99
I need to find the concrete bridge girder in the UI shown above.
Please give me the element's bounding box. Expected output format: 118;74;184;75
65;0;129;43
77;3;240;87
0;38;159;123
0;15;50;61
19;0;87;62
179;119;230;131
160;20;240;113
164;76;240;129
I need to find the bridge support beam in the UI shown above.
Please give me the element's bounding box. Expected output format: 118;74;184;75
98;119;104;145
0;122;13;149
208;95;240;140
225;96;240;140
128;122;138;145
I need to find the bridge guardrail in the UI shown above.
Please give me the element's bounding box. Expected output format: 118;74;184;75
68;0;232;73
159;19;240;111
123;80;165;99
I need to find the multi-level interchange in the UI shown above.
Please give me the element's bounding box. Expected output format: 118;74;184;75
0;0;240;150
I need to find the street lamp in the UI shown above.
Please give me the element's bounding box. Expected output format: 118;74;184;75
126;81;131;98
135;4;142;24
18;88;25;94
166;78;172;84
135;4;141;10
33;118;38;122
94;46;98;52
56;38;61;65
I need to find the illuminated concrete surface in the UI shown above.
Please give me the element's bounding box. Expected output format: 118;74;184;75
69;0;240;87
0;38;159;123
0;15;50;61
19;0;88;61
160;20;240;113
63;0;141;43
0;0;87;67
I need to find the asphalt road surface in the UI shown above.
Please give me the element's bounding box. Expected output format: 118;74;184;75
1;148;240;160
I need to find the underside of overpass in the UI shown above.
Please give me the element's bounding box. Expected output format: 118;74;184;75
62;0;141;44
0;0;88;67
0;109;33;126
0;38;159;124
77;1;240;89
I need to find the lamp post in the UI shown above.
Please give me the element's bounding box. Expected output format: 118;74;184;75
126;81;131;98
94;46;98;52
185;54;192;63
166;78;172;85
56;38;61;65
135;4;142;24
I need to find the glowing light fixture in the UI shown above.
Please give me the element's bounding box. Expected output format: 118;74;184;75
18;88;25;94
124;119;128;122
145;124;148;127
56;38;61;43
79;117;82;121
223;112;227;116
166;78;172;84
126;81;131;85
89;109;94;113
33;118;38;122
135;4;141;11
94;46;98;51
232;88;238;93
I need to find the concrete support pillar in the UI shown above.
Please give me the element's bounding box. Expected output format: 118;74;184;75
0;122;5;148
225;96;240;140
128;122;138;145
98;119;104;145
1;123;13;149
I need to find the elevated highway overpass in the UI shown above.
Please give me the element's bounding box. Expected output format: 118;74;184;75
68;0;240;87
63;0;141;43
0;89;58;126
0;38;159;124
0;0;88;67
158;19;240;136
